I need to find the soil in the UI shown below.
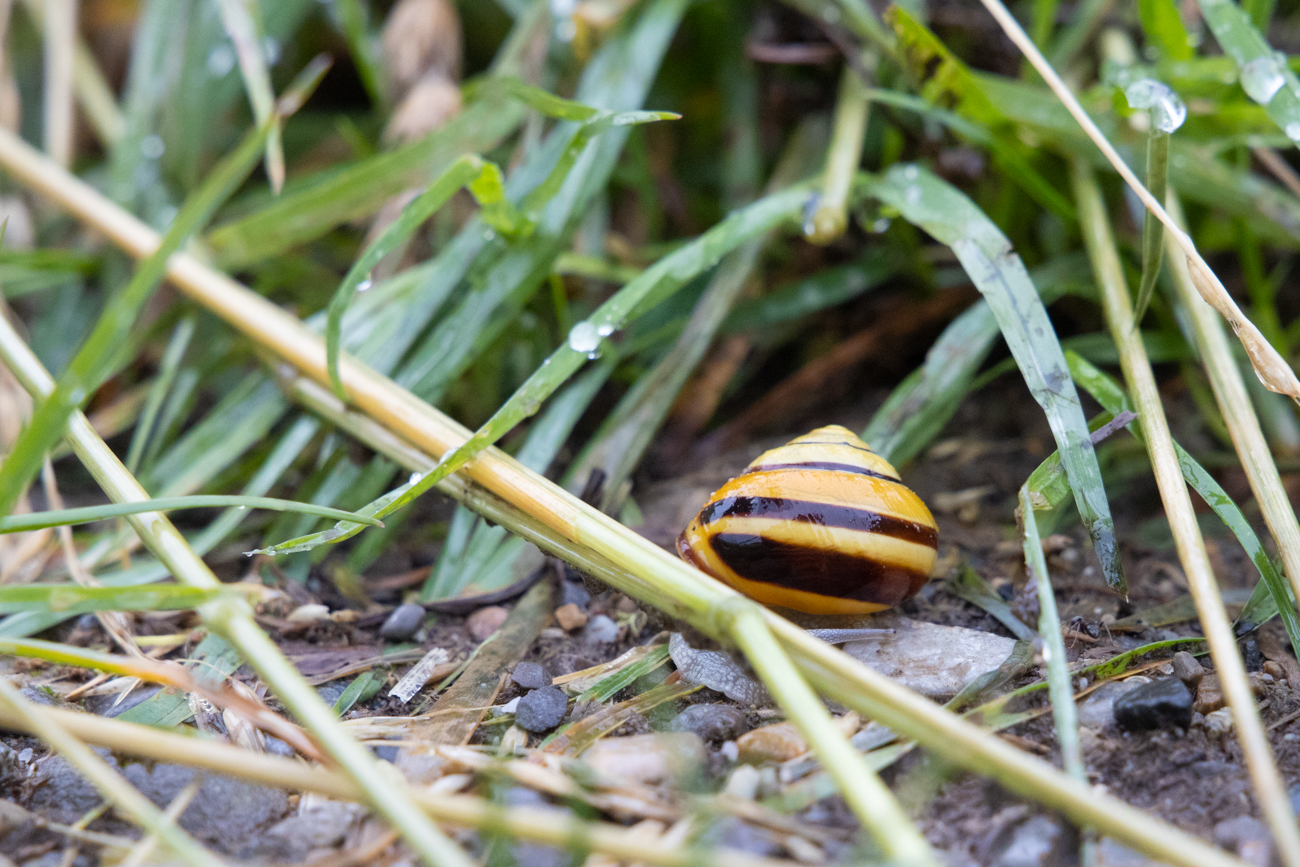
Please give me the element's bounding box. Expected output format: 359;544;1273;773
4;377;1298;867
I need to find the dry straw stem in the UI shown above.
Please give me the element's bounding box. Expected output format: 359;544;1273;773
972;0;1300;400
0;679;227;867
1072;160;1300;867
40;0;75;166
0;317;473;867
0;128;1248;867
1164;191;1300;621
0;702;793;867
724;600;937;866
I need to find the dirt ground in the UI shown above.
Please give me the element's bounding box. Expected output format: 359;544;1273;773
3;376;1298;867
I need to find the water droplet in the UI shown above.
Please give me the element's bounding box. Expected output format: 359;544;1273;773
550;0;577;13
1240;55;1286;105
207;45;235;78
1286;122;1300;141
356;277;373;293
261;37;281;65
141;135;165;160
68;387;85;404
567;321;601;354
236;505;247;511
905;185;922;205
872;218;891;233
483;228;496;241
586;351;599;360
596;323;614;337
1122;78;1186;132
903;164;919;180
555;18;577;42
409;472;422;485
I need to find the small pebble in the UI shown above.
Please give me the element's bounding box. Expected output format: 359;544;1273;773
466;606;509;642
1204;707;1234;736
554;603;588;632
514;686;568;732
1113;677;1193;732
1171;651;1204;687
991;815;1070;867
668;703;749;742
1263;660;1287;684
500;697;521;713
559;580;591;609
511;661;552;690
1214;815;1273;867
719;741;739;762
583;614;619;645
1077;678;1149;731
286;603;331;623
379;603;426;640
736;722;807;764
722;764;761;799
581;732;708;785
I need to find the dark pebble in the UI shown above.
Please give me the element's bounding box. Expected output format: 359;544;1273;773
560;580;591;610
668;703;749;742
1242;638;1263;671
511;661;552;690
515;686;569;732
379;603;426;640
1113;677;1193;731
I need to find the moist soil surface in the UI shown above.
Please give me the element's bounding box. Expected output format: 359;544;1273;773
3;379;1296;867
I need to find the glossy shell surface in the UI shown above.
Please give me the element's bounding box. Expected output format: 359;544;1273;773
677;425;939;615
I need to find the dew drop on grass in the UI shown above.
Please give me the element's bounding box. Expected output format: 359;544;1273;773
1240;55;1286;105
905;185;922;205
903;164;920;181
141;135;165;160
356;275;373;293
567;321;601;354
207;45;235;78
1123;79;1187;132
67;387;85;404
596;323;614;337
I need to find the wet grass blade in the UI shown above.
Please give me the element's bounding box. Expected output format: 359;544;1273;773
124;316;194;474
257;184;811;557
1133;129;1169;323
0;584;226;615
0;119;273;517
216;0;283;192
865;163;1123;594
863;254;1090;465
1066;350;1300;650
325;155;516;398
1199;0;1300;149
0;495;383;533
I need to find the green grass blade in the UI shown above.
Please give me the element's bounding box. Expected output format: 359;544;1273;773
258;183;810;557
1199;0;1300;148
1065;351;1300;649
125;315;194;474
1140;0;1193;60
863;254;1091;465
0;584;226;615
216;0;282;192
0;495;384;533
325;155;510;398
865;163;1123;594
117;635;244;728
0;118;273;517
1133;129;1170;324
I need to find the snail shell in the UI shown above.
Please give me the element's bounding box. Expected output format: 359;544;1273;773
677;425;939;615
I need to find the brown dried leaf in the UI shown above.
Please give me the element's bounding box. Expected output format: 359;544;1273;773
381;0;462;96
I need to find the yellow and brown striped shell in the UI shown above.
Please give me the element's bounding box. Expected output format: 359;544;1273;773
677;425;939;615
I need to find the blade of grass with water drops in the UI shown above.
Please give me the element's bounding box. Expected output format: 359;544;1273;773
252;183;813;557
1199;0;1300;147
1065;350;1300;650
1120;77;1186;322
0;583;227;615
0;118;273;518
865;163;1123;594
863;254;1092;465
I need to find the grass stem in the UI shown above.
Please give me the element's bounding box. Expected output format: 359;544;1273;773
807;67;871;244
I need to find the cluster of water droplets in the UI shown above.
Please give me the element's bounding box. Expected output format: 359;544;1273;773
551;0;578;42
1239;53;1288;105
1122;79;1187;133
567;321;614;358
